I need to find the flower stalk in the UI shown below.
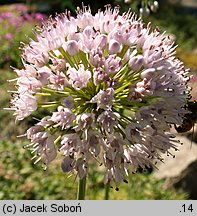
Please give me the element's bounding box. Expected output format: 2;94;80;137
104;183;110;200
77;177;87;200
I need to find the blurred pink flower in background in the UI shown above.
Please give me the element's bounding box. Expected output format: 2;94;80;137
4;33;13;40
0;4;46;67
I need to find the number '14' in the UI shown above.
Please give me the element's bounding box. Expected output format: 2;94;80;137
182;204;193;212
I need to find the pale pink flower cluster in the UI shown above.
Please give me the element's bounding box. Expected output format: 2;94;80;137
9;6;190;188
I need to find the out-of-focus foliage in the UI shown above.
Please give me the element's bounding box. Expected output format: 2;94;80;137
0;4;46;68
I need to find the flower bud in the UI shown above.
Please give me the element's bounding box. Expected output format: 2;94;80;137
61;156;75;172
108;39;121;55
150;1;159;13
83;26;95;37
61;96;75;109
139;7;150;17
129;55;144;71
124;0;132;4
66;40;79;56
37;66;52;85
76;158;88;179
94;34;107;50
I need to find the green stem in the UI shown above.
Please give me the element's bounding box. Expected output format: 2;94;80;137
104;183;110;200
77;177;86;200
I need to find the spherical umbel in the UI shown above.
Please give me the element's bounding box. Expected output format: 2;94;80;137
9;5;190;186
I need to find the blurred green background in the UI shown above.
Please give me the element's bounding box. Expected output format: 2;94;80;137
0;0;196;199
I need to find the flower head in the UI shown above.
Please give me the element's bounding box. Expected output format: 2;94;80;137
9;5;190;187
